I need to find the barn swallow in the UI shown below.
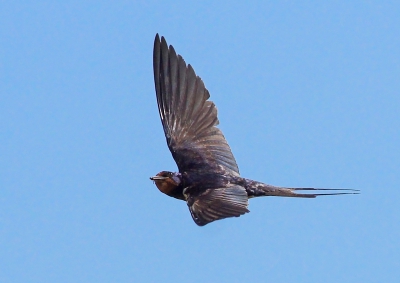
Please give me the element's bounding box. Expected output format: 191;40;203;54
150;34;358;226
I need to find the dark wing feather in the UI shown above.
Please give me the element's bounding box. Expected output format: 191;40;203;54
153;34;239;176
187;185;249;226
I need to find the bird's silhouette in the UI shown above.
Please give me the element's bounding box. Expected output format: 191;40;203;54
150;34;358;226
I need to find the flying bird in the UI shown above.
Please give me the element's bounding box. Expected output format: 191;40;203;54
150;34;358;226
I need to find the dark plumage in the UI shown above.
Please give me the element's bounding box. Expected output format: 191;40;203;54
150;34;358;226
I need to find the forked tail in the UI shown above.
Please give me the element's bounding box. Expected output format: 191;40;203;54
244;179;359;198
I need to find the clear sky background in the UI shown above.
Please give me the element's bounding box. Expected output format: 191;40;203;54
1;1;399;282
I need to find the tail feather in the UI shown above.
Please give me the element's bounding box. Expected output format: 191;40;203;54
244;179;360;198
290;187;360;198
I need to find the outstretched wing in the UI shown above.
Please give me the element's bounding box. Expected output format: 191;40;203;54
186;185;249;226
153;34;239;176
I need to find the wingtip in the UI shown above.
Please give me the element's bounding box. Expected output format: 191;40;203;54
155;33;167;49
160;35;167;47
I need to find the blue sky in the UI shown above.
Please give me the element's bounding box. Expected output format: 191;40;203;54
1;1;399;282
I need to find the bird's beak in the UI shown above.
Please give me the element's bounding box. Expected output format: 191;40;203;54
150;176;168;181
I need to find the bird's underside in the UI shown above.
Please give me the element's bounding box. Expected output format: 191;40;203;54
185;174;358;226
151;34;359;226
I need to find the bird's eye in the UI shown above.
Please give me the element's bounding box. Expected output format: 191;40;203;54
162;172;172;177
160;171;172;178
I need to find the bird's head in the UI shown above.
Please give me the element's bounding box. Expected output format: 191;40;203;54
150;171;182;196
